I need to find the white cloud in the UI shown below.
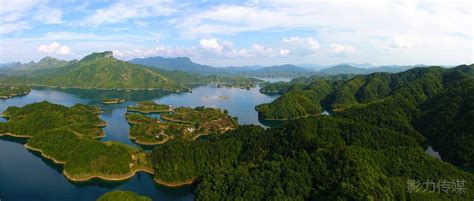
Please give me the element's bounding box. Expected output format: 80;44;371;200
80;0;175;27
0;21;31;34
252;44;273;56
282;37;320;56
34;7;64;24
173;0;472;65
391;35;415;48
113;39;277;60
200;38;223;51
0;0;37;33
330;43;355;56
38;42;72;55
279;49;290;56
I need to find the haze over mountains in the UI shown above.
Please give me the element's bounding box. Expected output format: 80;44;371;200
129;56;431;77
0;53;454;82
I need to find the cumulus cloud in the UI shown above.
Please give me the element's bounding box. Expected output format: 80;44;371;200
113;39;279;60
282;37;320;56
330;43;355;56
38;42;72;55
200;38;223;51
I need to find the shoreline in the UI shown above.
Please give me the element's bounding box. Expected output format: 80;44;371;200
129;134;169;146
3;130;197;188
1;83;187;93
127;108;172;114
153;177;196;187
63;167;155;182
24;143;67;164
102;99;126;105
257;114;320;121
0;91;31;100
0;132;31;138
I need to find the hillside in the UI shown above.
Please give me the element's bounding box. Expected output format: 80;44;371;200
317;64;414;75
0;52;263;90
256;64;474;167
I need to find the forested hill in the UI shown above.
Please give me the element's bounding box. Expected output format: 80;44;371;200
0;52;260;90
151;114;474;200
148;65;474;200
256;64;474;166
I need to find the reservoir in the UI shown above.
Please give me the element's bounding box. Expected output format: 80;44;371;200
0;85;278;201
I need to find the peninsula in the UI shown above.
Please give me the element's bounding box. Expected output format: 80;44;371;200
0;85;31;99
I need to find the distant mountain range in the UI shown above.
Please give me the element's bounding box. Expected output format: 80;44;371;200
316;64;426;75
0;51;259;91
129;56;311;77
0;54;440;88
129;56;431;77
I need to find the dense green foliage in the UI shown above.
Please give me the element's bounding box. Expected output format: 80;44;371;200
415;70;474;166
161;106;230;123
257;64;474;166
27;129;81;162
40;51;182;90
1;102;143;179
102;98;125;104
151;138;241;183
128;105;237;144
0;85;31;98
259;74;354;95
127;101;170;113
96;190;152;201
256;79;333;119
0;101;103;137
65;140;133;175
148;65;474;200
151;117;474;200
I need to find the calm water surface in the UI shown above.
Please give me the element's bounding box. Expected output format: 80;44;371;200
0;85;278;201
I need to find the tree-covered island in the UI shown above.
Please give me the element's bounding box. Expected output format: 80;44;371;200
126;102;238;145
0;85;31;99
0;101;153;182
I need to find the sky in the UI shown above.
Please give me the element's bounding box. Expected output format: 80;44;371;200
0;0;473;67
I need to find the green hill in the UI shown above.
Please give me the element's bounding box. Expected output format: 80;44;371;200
42;51;183;90
0;51;184;90
256;64;474;166
0;51;263;91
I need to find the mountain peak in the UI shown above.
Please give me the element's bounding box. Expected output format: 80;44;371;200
80;51;114;62
38;56;60;63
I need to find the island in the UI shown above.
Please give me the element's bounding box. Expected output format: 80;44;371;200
127;101;171;113
0;102;153;182
0;85;31;99
126;103;238;145
97;190;152;201
216;82;256;90
102;98;125;105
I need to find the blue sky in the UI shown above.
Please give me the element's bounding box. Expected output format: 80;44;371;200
0;0;472;67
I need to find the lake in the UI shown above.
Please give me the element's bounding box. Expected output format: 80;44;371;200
0;85;279;201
